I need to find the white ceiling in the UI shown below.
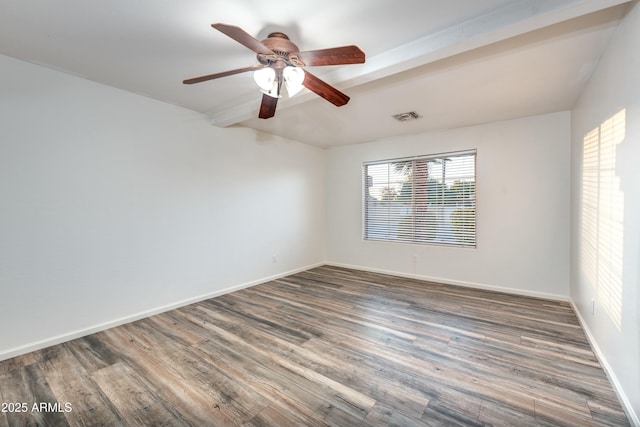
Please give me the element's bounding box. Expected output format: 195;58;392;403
0;0;630;147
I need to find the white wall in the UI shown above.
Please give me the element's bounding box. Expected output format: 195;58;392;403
0;54;326;360
570;1;640;423
326;112;571;299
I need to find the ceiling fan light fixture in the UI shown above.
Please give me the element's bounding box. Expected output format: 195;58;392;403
254;67;281;98
254;66;305;99
283;66;305;97
253;67;276;91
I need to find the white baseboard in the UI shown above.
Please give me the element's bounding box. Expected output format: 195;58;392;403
0;262;324;363
324;261;569;302
570;300;640;427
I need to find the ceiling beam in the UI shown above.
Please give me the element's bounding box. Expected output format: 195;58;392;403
208;0;631;127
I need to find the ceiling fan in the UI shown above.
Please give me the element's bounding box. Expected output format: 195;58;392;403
183;23;365;119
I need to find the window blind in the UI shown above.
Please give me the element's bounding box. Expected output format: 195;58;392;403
363;150;476;247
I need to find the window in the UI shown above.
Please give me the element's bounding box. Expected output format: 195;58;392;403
363;150;476;247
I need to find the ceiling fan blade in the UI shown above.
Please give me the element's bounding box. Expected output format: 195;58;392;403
259;94;278;119
212;23;275;55
183;64;264;84
302;71;350;106
296;45;365;66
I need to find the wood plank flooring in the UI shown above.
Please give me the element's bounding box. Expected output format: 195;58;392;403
0;266;630;426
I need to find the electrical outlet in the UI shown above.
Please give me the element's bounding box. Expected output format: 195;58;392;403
272;254;278;263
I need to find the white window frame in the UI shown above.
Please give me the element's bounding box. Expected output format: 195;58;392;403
363;150;477;248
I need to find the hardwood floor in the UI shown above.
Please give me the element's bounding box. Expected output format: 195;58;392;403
0;266;630;426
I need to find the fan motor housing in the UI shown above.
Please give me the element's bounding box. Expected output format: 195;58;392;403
258;32;302;66
262;32;299;53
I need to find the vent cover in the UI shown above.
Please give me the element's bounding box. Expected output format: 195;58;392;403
392;111;422;122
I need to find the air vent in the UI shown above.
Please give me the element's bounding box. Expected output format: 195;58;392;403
392;111;422;122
